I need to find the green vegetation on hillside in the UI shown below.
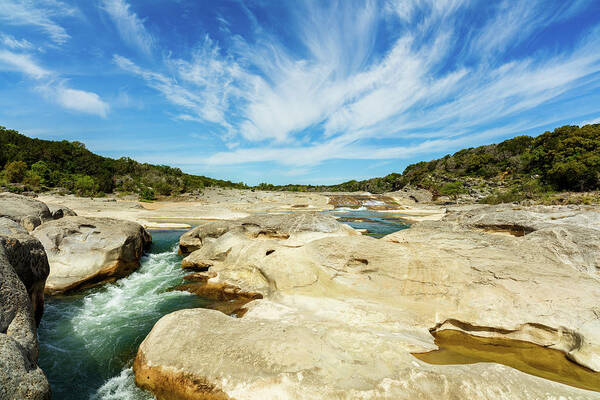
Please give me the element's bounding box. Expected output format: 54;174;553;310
261;124;600;202
2;124;599;204
0;126;246;197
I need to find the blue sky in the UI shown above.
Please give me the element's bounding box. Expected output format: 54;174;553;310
0;0;599;185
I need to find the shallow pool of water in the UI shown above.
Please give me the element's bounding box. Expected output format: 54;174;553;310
38;230;210;400
328;209;410;238
412;329;600;393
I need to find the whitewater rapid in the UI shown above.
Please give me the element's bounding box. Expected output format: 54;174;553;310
38;231;208;400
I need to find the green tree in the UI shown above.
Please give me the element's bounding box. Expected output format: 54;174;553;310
31;161;51;184
139;186;156;201
74;175;96;196
23;171;42;187
439;182;467;200
4;161;28;183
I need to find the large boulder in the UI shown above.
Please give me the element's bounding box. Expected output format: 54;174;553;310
32;216;152;294
179;212;358;255
135;210;600;399
0;192;52;232
0;218;50;399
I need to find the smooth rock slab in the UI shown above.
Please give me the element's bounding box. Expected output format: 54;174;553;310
33;216;151;294
179;212;358;254
137;209;600;399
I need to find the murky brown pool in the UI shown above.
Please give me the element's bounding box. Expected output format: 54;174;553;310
412;329;600;393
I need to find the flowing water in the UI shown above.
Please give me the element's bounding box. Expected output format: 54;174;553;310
38;230;210;400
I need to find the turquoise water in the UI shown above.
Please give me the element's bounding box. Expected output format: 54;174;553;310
329;209;410;238
38;230;210;400
37;213;409;399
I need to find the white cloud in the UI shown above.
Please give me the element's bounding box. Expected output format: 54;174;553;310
0;33;33;50
101;0;153;55
114;0;600;167
54;86;110;117
0;49;109;117
0;0;76;44
580;116;600;126
36;81;109;117
0;49;49;78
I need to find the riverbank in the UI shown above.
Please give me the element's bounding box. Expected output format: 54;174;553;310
36;188;440;228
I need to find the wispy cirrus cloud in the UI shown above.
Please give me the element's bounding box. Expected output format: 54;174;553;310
0;49;49;77
0;33;34;50
101;0;153;55
0;0;76;44
113;0;600;170
2;0;598;182
581;116;600;126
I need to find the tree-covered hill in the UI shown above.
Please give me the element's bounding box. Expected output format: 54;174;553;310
260;124;600;201
2;124;599;202
0;126;246;198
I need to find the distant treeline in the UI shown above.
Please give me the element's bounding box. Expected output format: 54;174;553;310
0;126;246;198
259;124;600;197
2;124;599;200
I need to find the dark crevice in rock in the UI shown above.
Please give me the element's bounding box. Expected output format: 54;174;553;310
475;224;535;237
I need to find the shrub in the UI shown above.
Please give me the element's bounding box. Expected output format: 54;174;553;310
74;175;96;196
23;171;41;187
30;161;51;184
139;187;155;201
439;182;467;199
4;161;28;183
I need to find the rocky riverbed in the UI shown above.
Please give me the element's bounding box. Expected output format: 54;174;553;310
1;190;599;399
136;204;600;399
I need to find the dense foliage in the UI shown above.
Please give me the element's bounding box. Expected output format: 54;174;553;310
263;124;600;197
0;126;246;197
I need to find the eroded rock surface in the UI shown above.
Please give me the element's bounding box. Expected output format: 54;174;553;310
47;204;77;220
179;212;358;255
0;218;50;400
137;208;600;399
33;216;151;294
0;192;52;232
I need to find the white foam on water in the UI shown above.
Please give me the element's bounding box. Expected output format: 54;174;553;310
39;237;202;400
335;206;367;211
363;200;386;206
93;368;151;400
68;244;195;360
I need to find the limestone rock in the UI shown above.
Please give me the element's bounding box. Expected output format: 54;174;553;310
47;204;77;219
0;192;52;231
138;210;600;399
0;218;50;400
33;216;152;294
442;204;600;276
386;186;433;204
179;212;358;254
